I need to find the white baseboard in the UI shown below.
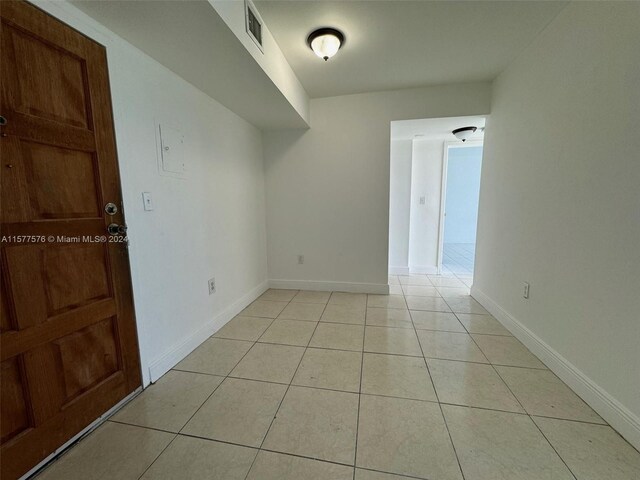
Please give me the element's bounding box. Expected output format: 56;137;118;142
389;265;440;275
409;265;439;275
389;266;410;275
269;279;389;295
147;280;269;383
471;286;640;451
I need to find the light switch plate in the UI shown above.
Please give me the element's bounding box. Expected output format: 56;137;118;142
142;192;154;211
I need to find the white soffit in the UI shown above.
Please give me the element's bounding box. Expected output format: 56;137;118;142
72;0;309;129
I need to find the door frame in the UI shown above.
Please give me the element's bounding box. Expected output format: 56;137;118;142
436;140;484;274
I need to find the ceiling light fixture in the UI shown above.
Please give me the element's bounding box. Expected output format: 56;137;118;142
307;28;344;61
452;126;477;142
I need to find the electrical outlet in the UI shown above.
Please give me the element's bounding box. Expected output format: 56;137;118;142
523;282;530;299
297;255;304;265
208;277;216;295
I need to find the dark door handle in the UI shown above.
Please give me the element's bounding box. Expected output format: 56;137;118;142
107;223;127;235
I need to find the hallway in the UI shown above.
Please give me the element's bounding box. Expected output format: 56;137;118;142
35;279;640;479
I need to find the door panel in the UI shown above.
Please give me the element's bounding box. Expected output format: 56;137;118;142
0;357;30;443
43;244;112;313
0;2;141;478
7;26;91;128
55;317;120;401
22;142;102;219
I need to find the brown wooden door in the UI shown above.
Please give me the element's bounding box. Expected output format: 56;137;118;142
0;2;141;478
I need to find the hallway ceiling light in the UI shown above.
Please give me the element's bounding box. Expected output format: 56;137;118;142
307;28;344;61
452;126;477;142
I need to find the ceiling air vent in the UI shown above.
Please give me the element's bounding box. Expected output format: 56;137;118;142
245;0;264;52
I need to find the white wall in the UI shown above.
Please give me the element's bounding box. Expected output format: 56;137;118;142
37;1;269;386
474;1;640;448
408;140;444;273
388;139;412;273
263;83;491;291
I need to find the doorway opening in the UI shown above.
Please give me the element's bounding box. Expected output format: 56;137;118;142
388;115;485;282
438;142;483;277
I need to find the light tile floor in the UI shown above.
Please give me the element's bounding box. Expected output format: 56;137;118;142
442;243;475;276
36;277;640;480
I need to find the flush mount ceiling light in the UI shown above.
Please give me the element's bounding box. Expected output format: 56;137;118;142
307;28;345;61
452;126;478;142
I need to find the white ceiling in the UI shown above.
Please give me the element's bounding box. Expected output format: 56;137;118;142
391;116;486;141
255;0;567;98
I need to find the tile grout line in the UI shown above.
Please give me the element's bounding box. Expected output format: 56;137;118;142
122;421;439;480
176;317;278;429
488;359;580;480
352;294;370;480
46;328;275;480
151;414;441;480
36;278;623;480
108;381;614;436
132;310;282;479
126;298;599;436
116;390;593;480
79;285;611;480
46;312;273;480
138;288;301;480
242;290;335;480
239;289;305;480
108;381;613;437
406;288;468;480
456;291;580;480
134;431;179;480
173;346;544;368
134;296;287;480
